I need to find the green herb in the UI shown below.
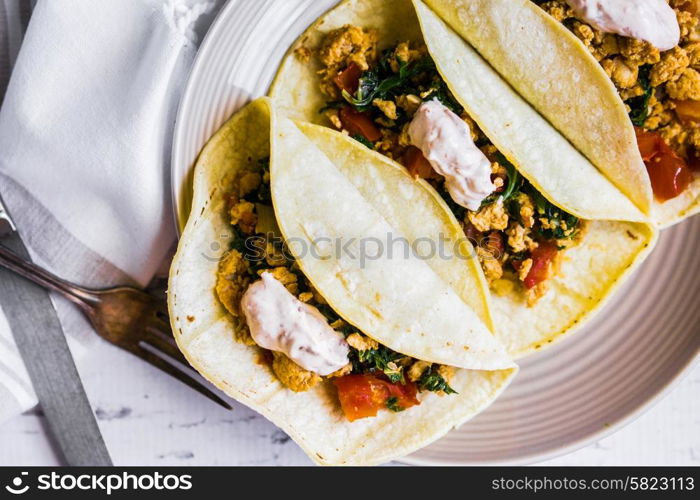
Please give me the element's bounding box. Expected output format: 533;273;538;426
528;187;579;240
481;154;522;207
418;366;457;394
507;197;522;222
310;302;358;336
335;322;357;337
499;156;522;201
509;250;529;263
352;134;375;149
423;75;463;115
315;302;342;325
342;51;435;110
386;396;404;412
627;64;653;127
337;324;356;336
350;344;406;383
319;101;345;113
229;225;247;253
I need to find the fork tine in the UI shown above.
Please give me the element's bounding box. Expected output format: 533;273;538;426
146;306;172;332
142;327;191;367
145;311;173;334
135;346;233;410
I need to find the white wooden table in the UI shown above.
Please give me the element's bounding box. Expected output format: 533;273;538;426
0;339;697;466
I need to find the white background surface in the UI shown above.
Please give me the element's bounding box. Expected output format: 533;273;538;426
0;338;697;466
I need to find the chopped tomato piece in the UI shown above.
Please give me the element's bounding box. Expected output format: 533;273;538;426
485;231;504;257
386;379;419;407
634;126;662;161
523;241;559;290
402;146;439;180
339;106;382;142
333;63;362;95
646;141;693;201
672;99;700;124
635;127;693;201
334;374;419;422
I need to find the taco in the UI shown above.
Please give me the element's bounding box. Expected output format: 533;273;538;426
168;97;516;466
419;0;700;227
269;0;658;358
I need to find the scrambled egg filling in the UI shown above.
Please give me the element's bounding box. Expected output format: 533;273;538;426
537;0;700;163
313;25;585;306
215;160;455;394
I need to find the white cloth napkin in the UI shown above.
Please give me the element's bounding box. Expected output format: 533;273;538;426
0;0;221;423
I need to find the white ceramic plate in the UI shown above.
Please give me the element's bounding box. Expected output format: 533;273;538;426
171;0;700;465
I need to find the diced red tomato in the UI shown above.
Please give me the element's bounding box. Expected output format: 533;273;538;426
523;241;559;290
634;127;693;201
333;63;362;95
485;231;504;257
339;106;382;142
672;99;700;124
635;126;662;161
402;146;439;180
646;141;693;201
333;374;419;422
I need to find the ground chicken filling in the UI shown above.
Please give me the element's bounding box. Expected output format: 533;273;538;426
535;0;700;201
215;158;456;419
311;26;586;306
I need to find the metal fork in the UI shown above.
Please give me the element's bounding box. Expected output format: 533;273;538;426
0;244;232;410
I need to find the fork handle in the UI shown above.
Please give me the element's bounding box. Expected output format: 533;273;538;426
0;245;98;308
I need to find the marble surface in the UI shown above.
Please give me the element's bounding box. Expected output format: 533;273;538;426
0;337;697;466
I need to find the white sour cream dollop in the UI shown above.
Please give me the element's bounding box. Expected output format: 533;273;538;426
565;0;680;51
240;272;349;375
408;100;495;211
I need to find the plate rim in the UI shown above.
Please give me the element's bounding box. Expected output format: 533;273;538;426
171;0;242;234
402;354;699;466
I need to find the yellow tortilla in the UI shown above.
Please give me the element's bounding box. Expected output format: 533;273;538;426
272;115;512;370
422;0;700;226
413;0;644;223
272;0;646;222
268;0;658;358
652;180;700;227
421;0;653;216
269;0;423;124
169;97;516;466
492;220;656;357
413;0;658;356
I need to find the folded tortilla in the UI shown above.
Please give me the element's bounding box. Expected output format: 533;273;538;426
169;97;516;465
421;0;699;227
269;0;658;358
